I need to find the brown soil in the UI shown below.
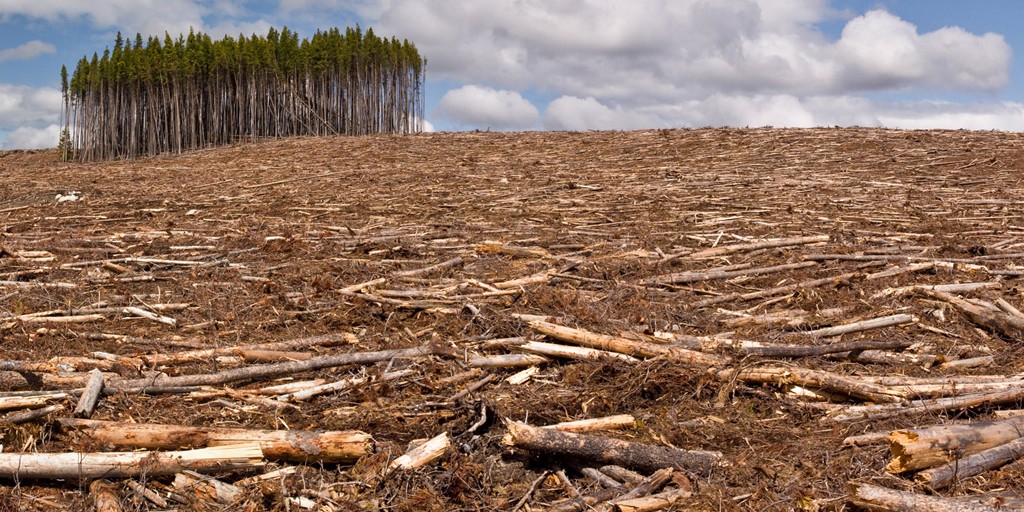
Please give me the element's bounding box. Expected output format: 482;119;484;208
1;127;1023;510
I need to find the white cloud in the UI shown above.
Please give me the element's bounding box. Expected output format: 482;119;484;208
544;96;660;131
435;85;539;130
2;124;60;149
0;40;56;62
0;84;61;126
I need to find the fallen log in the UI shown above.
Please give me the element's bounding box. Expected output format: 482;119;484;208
692;271;859;308
726;366;902;403
828;387;1024;423
60;418;374;463
0;443;264;480
521;318;728;367
887;416;1024;473
688;235;829;260
916;437;1024;489
919;289;1024;339
613;487;692;512
106;343;447;394
794;313;916;338
387;432;450;473
90;480;123;512
139;332;354;366
848;482;1002;512
502;421;721;475
643;261;817;286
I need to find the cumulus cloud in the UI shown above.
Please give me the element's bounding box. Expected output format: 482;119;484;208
2;124;61;149
0;84;61;126
434;85;539;130
0;40;56;62
544;96;659;131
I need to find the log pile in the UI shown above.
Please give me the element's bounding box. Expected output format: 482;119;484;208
2;127;1024;509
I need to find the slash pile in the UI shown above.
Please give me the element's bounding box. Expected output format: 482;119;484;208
1;127;1024;510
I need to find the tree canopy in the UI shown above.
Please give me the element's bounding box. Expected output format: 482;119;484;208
61;26;425;162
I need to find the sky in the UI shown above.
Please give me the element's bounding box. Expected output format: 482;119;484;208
1;0;1023;149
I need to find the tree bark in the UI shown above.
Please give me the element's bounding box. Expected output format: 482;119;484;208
0;443;264;480
502;421;721;475
60;418;373;463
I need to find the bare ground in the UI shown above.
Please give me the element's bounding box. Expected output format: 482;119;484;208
1;127;1023;510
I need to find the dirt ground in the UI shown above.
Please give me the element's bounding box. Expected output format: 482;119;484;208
1;127;1024;511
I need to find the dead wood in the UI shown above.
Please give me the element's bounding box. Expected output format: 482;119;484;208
886;416;1024;473
916;437;1024;489
828;387;1024;423
692;271;860;308
727;366;902;403
687;235;829;259
643;261;817;286
60;418;374;463
520;318;728;367
106;343;446;393
918;289;1024;339
794;313;916;338
89;480;123;512
502;421;721;475
72;368;104;418
849;482;1004;512
0;443;264;480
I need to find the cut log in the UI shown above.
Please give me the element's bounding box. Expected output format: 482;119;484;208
173;470;243;505
544;414;637;433
849;482;1001;512
277;369;414;402
727;366;902;403
139;332;354;366
469;354;551;368
829;387;1024;423
613;487;692;512
502;421;721;475
516;340;641;364
60;418;373;463
106;343;446;394
0;443;264;480
795;314;916;338
688;235;829;260
643;261;817;286
73;368;105;418
90;480;123;512
887;416;1024;473
521;319;727;367
387;432;450;472
692;271;859;308
916;437;1024;489
919;289;1024;339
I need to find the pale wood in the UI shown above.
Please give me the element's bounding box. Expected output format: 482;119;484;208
871;281;1001;299
14;313;105;324
140;332;354;366
829;387;1024;422
106;343;445;394
73;368;104;418
503;421;721;474
0;443;264;480
2;404;64;424
728;366;902;403
688;235;829;259
278;369;414;401
174;470;243;505
796;313;915;338
493;269;554;289
60;418;373;463
643;261;817;286
523;319;727;367
693;271;859;308
388;432;450;472
0;392;70;411
865;261;937;280
125;480;168;507
90;480;123;512
849;482;1001;512
337;277;386;294
392;256;464;278
516;340;642;364
123;306;177;326
613;487;692;512
581;467;623;488
543;414;636;433
886;416;1024;473
469;353;551;368
916;437;1024;489
919;289;1024;339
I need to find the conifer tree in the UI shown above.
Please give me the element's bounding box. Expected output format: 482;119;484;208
62;26;424;162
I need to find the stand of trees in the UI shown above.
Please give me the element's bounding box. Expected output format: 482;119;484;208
61;26;425;162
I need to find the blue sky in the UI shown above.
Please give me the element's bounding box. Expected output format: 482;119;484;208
1;0;1023;149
